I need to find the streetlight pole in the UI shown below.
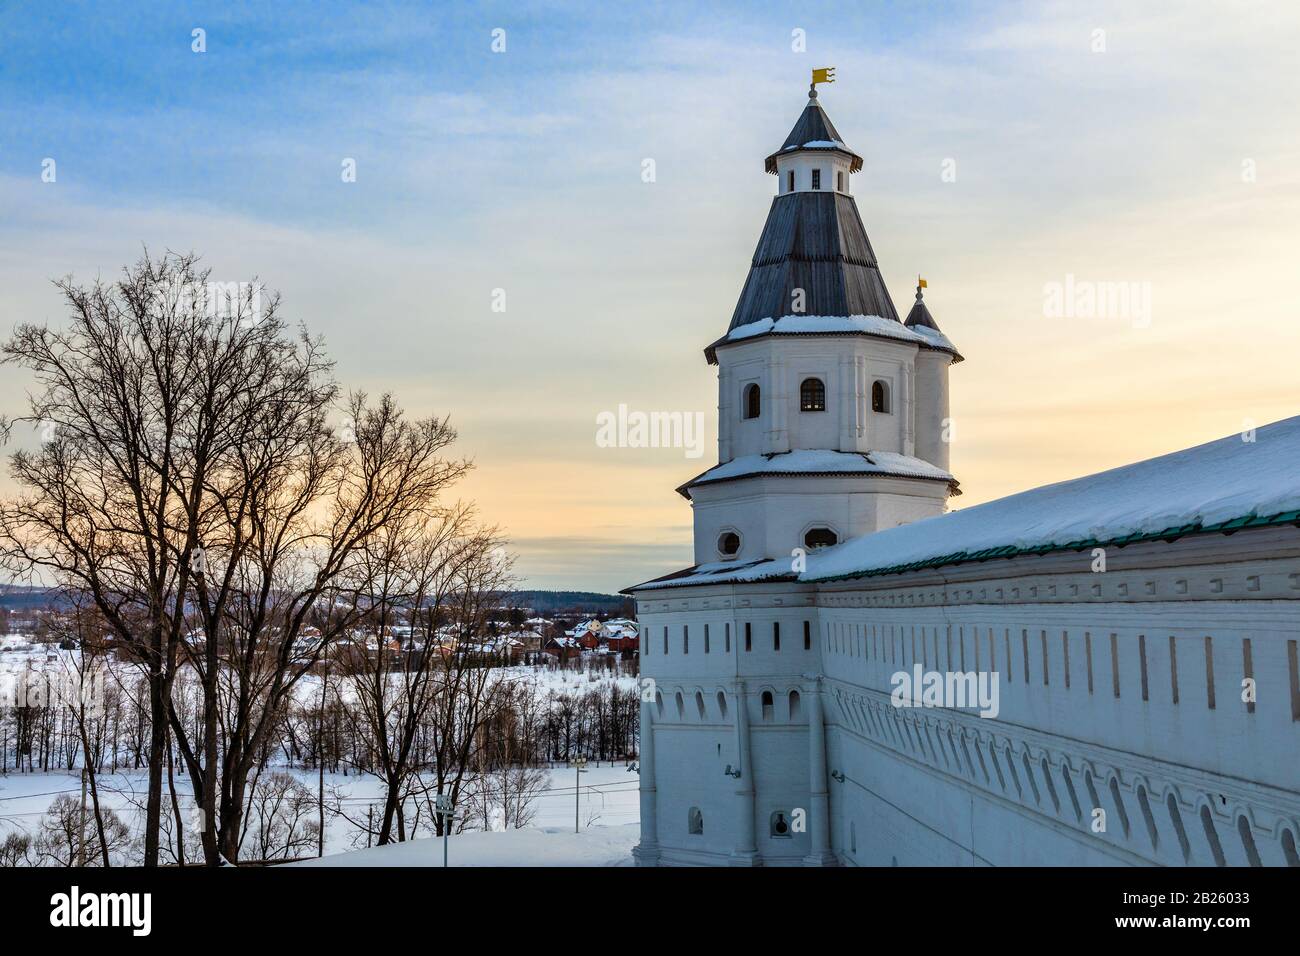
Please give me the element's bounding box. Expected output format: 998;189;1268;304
436;792;453;867
78;767;87;867
574;756;587;833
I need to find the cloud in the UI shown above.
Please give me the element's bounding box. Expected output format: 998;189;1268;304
2;1;1298;590
508;535;693;593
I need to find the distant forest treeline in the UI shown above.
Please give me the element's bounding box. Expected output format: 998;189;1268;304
0;585;70;612
503;590;631;616
0;585;630;618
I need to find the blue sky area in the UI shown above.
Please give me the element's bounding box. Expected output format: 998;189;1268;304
2;2;1297;592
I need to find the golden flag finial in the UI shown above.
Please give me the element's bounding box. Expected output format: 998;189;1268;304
917;276;928;296
811;67;835;88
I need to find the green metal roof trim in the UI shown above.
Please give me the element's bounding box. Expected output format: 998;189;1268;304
807;508;1300;584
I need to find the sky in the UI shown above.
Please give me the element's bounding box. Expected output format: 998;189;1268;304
1;1;1298;593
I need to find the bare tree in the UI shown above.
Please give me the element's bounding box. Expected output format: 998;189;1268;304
47;603;114;866
345;512;514;844
1;251;477;865
0;250;244;863
238;771;320;862
0;831;34;867
169;390;471;863
34;793;132;867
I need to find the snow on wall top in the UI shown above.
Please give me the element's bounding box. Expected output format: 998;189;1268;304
724;314;959;356
805;415;1300;581
631;416;1300;592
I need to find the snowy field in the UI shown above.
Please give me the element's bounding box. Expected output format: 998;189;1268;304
288;658;639;705
0;763;640;866
296;818;639;867
1;632;69;672
1;630;641;866
1;630;638;702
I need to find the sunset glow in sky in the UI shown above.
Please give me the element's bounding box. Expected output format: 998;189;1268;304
2;1;1298;592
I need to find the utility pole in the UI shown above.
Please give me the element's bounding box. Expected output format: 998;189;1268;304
574;756;587;833
78;766;87;867
317;646;328;858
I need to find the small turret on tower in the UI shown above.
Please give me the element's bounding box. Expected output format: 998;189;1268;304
906;277;954;473
904;277;945;333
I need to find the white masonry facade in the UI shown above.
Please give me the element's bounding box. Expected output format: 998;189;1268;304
627;89;1300;867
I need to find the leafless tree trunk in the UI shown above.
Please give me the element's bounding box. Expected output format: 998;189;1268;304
0;250;487;865
0;252;232;863
345;511;515;844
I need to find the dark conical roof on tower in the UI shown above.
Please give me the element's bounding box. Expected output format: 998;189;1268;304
904;281;944;333
726;193;898;331
726;92;896;334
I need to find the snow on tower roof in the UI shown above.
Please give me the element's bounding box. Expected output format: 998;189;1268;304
628;416;1300;592
710;313;961;363
676;449;955;499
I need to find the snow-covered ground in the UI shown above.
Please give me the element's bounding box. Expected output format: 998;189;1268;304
296;820;639;867
1;630;642;865
0;632;70;673
309;760;640;866
0;763;640;865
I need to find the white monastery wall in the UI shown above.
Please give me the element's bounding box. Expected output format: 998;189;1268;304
635;526;1300;866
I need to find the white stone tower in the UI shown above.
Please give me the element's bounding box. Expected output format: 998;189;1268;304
629;81;965;868
683;82;963;569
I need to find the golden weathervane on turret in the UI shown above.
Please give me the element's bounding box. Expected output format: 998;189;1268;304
809;67;835;97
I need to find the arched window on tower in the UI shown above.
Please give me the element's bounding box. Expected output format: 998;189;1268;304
787;170;794;193
871;380;890;414
743;383;761;420
799;377;826;412
688;807;704;835
761;691;774;721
